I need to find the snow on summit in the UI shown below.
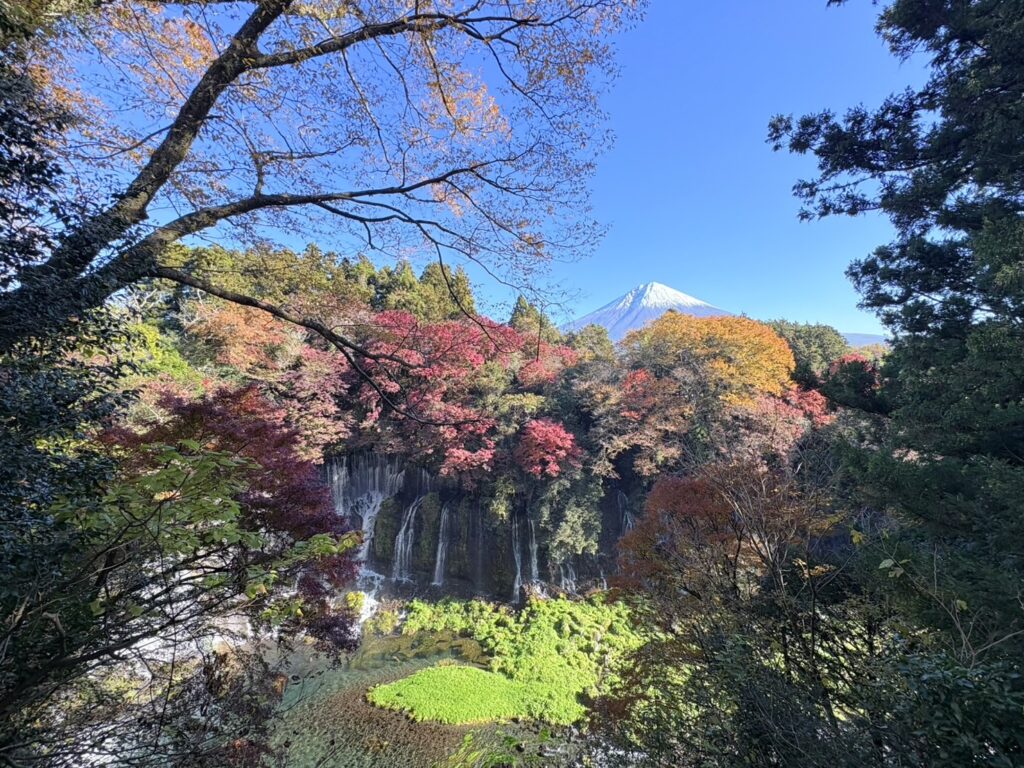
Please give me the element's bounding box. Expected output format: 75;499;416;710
565;281;731;341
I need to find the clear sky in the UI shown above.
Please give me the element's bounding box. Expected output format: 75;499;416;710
531;0;928;336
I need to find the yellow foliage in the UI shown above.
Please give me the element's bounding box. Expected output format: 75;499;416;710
623;312;795;404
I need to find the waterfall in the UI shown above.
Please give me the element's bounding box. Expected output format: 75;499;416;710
510;513;523;603
617;490;636;533
325;454;406;564
559;561;578;594
392;495;425;582
527;516;539;583
431;502;452;586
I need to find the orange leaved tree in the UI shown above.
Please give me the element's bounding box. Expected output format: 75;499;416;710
622;313;795;405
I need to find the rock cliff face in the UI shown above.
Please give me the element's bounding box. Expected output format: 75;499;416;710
325;453;637;602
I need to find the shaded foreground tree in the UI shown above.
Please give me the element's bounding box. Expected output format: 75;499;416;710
1;0;643;360
597;0;1024;764
602;388;1024;767
772;0;1024;669
0;382;359;765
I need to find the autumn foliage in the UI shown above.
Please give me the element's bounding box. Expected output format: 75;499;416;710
343;311;582;477
106;385;358;604
514;418;582;478
617;475;739;597
622;313;795;404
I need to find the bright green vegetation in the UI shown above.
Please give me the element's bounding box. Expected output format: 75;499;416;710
367;596;645;726
273;629;575;767
273;632;495;767
368;664;531;725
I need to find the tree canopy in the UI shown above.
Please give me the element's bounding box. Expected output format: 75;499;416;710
0;0;642;360
768;320;849;386
622;313;795;405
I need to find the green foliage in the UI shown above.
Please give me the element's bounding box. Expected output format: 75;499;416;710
488;476;517;522
62;443;256;557
442;729;572;768
0;0;96;42
717;2;1024;764
414;493;442;573
882;655;1024;768
536;474;604;565
123;322;202;386
415;262;477;321
372;497;401;564
0;314;130;720
344;590;366;616
375;597;645;727
774;0;1024;661
364;608;401;637
509;296;563;345
368;665;534;725
768;320;848;386
371;260;477;322
165;243;376;311
566;324;616;363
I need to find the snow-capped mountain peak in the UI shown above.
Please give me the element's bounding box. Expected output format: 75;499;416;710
616;281;718;310
565;281;731;341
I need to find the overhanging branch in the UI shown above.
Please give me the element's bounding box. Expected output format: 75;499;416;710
150;266;472;427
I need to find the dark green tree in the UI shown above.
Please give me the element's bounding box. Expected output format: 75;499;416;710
566;323;616;363
768;320;848;386
771;1;1024;762
417;262;477;321
372;260;421;314
509;296;563;346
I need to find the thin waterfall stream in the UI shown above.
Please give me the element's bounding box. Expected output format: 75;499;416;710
528;516;539;583
618;490;635;533
431;502;452;586
392;496;426;582
510;513;523;603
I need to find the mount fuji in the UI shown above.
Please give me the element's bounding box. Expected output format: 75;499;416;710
564;281;887;347
564;281;731;341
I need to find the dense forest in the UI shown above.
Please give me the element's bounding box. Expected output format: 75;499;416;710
2;0;1023;766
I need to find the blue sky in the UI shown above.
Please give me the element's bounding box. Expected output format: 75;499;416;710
529;1;928;335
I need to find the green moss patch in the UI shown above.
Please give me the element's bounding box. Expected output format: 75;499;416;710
368;664;532;725
367;596;646;726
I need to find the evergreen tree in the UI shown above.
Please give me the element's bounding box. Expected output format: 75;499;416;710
773;0;1024;719
509;296;563;345
417;263;477;321
566;323;616;363
768;320;849;387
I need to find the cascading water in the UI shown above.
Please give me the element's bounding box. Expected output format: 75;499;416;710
510;513;523;603
326;453;406;565
392;495;425;582
559;561;578;594
326;454;409;626
431;502;452;586
528;516;539;583
617;490;636;533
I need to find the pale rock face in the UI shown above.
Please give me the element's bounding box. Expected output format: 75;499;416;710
565;281;731;341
